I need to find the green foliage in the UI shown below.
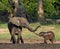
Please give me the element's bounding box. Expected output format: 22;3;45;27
43;0;60;19
0;0;60;21
0;0;12;11
20;0;60;20
20;0;38;21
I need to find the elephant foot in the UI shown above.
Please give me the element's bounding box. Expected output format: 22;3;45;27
12;36;16;44
16;40;20;44
21;40;24;44
12;41;15;44
20;38;24;43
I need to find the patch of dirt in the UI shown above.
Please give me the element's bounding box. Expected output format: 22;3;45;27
0;39;60;44
0;39;41;44
0;40;60;49
0;43;60;49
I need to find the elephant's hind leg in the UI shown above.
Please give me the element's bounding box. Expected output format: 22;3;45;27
17;33;20;44
20;36;24;43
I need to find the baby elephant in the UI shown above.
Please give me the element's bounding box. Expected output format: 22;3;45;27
39;31;55;44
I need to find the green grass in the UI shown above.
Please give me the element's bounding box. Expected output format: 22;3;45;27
0;33;10;39
54;24;60;41
0;22;60;41
0;22;7;28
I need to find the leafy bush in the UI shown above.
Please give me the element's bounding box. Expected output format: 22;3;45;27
0;0;60;21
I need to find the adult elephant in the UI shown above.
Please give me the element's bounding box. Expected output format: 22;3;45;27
8;17;40;44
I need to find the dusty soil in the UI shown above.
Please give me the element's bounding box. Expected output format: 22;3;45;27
0;43;60;49
0;40;60;49
0;39;60;44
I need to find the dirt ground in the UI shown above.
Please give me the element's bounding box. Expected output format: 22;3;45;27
0;39;60;44
0;43;60;49
0;39;60;49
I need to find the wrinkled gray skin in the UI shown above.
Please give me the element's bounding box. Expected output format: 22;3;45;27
8;17;40;44
34;31;55;44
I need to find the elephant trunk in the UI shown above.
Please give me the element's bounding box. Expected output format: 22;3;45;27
27;26;40;32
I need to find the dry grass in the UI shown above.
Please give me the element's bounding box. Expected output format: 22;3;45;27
0;23;60;41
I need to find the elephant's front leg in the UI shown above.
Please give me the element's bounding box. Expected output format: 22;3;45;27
17;28;24;44
44;38;47;44
17;35;20;44
11;27;16;44
17;28;21;44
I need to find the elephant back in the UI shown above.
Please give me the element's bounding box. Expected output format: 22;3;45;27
9;17;29;27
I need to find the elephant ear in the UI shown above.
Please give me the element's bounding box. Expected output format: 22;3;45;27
9;17;20;26
18;17;29;27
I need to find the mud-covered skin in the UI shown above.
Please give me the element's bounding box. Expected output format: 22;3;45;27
34;31;55;44
40;31;55;44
